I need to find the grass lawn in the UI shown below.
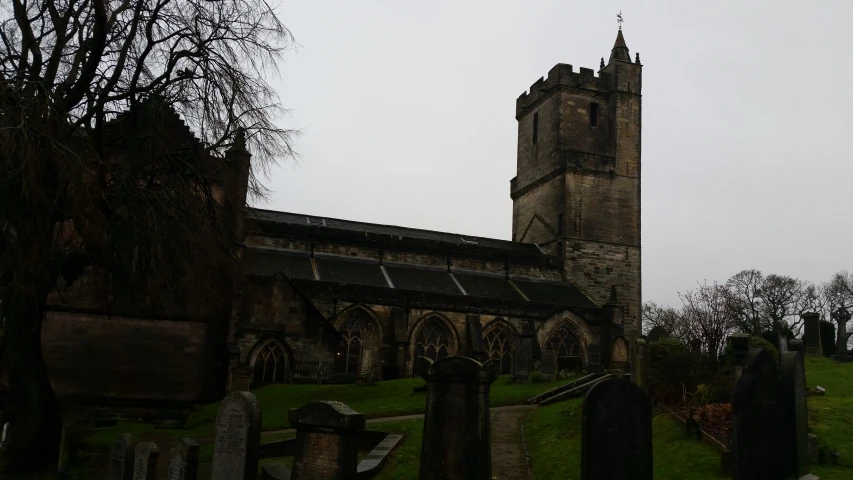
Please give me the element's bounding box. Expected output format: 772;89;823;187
803;356;853;478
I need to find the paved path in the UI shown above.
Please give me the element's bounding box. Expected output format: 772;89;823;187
490;405;536;480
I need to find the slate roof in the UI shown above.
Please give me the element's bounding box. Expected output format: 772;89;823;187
247;209;556;268
244;247;599;318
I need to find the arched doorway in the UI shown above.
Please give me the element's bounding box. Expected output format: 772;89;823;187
544;322;584;372
250;339;289;387
483;321;518;374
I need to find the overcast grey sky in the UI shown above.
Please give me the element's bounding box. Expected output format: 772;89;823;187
258;1;853;308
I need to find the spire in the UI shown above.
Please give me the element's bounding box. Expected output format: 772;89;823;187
608;29;631;64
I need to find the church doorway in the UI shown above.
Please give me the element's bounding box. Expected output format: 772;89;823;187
544;321;584;373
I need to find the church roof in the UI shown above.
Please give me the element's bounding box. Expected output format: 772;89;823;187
245;247;599;318
248;208;558;268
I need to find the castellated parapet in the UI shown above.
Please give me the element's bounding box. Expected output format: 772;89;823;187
515;64;612;119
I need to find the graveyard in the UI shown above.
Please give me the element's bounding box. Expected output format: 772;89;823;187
17;347;844;479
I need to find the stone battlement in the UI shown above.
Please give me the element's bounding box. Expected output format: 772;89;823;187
516;64;610;118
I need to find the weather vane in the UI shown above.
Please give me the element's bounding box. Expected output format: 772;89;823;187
617;11;623;30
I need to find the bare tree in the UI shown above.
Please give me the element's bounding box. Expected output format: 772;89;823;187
641;301;690;343
725;269;764;335
0;0;296;470
678;281;735;358
758;274;803;332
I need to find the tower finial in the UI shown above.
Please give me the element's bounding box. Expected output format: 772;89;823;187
600;57;605;69
617;11;623;30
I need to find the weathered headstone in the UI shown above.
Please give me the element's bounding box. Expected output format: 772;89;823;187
418;356;498;480
513;334;532;383
288;401;365;479
108;433;137;480
0;422;9;447
781;351;816;480
802;312;823;356
540;350;556;381
788;338;806;372
832;307;851;362
586;343;603;373
167;438;199;480
133;442;159;480
731;348;785;480
581;377;653;480
211;391;262;480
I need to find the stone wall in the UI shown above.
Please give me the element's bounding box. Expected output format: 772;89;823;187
42;312;209;402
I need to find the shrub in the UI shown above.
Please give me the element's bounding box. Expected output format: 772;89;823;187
531;371;544;383
721;335;779;367
648;337;687;362
694;384;714;406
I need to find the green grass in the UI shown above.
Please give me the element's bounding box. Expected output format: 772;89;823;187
370;420;425;480
804;356;853;478
524;398;726;479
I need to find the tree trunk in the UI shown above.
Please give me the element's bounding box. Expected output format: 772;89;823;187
1;285;62;473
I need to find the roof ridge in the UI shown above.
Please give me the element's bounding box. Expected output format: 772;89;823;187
248;208;519;245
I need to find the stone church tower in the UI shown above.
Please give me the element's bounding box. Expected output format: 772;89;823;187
511;30;642;330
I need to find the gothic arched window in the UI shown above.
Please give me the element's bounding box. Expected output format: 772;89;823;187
335;311;375;373
251;340;288;387
545;322;583;370
414;317;452;362
484;323;517;375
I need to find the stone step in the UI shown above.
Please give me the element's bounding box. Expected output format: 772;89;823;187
525;373;605;404
538;374;613;406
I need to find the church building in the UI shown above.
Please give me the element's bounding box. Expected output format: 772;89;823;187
38;30;643;406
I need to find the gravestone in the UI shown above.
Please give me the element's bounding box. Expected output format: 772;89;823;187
781;351;816;479
419;356;498;480
167;438;199;480
540;350;556;380
646;326;669;342
581;377;653;480
288;401;366;479
802;312;823;356
832;308;851;362
0;422;8;447
107;433;136;480
788;339;806;372
211;391;262;480
729;334;750;382
731;348;785;480
513;335;532;383
586;344;603;373
133;442;159;480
